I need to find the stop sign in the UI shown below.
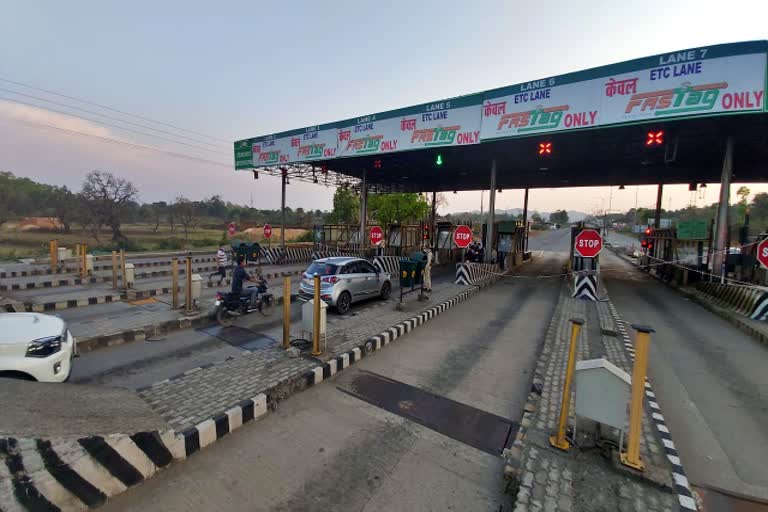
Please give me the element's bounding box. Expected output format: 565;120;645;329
227;222;236;236
370;226;384;245
757;239;768;269
574;229;603;258
263;224;272;239
453;225;473;249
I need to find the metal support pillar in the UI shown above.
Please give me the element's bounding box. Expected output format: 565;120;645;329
712;136;734;280
280;172;287;251
522;188;529;252
430;191;437;250
486;160;497;263
359;169;367;253
654;184;663;230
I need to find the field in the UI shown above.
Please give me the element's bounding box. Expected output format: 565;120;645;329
0;222;310;261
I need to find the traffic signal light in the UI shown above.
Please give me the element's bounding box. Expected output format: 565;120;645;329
538;142;553;157
646;130;664;146
422;223;430;240
644;227;652;236
374;159;382;169
435;154;443;167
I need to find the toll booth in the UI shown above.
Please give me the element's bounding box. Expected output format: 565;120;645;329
482;220;528;268
641;225;710;284
434;222;460;263
386;224;422;256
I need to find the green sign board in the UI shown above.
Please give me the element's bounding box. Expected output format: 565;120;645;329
677;220;708;240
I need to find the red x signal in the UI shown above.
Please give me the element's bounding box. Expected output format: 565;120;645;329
538;142;553;156
646;130;664;146
374;159;382;169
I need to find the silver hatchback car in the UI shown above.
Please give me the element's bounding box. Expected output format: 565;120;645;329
298;257;392;314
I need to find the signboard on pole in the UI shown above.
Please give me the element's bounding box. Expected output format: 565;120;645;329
453;225;473;249
757;239;768;269
677;220;708;240
263;224;273;239
574;229;603;258
227;223;236;236
369;226;384;245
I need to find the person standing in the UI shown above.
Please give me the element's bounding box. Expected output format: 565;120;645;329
210;244;228;286
423;247;433;292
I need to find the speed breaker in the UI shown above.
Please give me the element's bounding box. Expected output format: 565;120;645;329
571;227;602;301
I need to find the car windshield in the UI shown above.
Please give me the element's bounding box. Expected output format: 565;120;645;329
306;262;339;276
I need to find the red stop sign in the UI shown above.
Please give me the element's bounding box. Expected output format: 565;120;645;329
574;229;603;258
757;239;768;269
370;226;384;245
453;225;473;249
263;224;272;239
227;223;236;236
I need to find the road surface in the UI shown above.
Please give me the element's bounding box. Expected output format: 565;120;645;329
98;244;567;512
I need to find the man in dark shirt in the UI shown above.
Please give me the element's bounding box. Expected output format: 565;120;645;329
232;256;260;306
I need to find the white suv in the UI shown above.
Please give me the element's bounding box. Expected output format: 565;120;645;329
0;313;76;382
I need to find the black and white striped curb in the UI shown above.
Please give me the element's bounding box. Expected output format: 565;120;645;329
607;301;698;512
24;293;124;313
0;430;183;511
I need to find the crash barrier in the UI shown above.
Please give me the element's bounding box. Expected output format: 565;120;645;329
373;256;401;275
454;262;499;286
573;273;599;301
695;281;768;321
260;247;313;264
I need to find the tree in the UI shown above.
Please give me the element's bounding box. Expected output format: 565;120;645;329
173;196;197;242
328;186;359;224
51;186;75;233
531;212;544;223
368;193;430;227
549;209;569;225
80;171;138;241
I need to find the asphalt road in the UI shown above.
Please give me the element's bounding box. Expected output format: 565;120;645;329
99;247;566;512
602;250;768;502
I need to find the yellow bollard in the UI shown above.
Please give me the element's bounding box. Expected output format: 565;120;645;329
283;277;291;349
81;243;88;278
549;318;584;451
171;257;179;309
120;249;127;289
312;274;322;356
111;251;118;289
185;255;193;312
49;240;58;271
621;325;654;471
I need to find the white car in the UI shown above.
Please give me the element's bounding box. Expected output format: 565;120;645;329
0;313;76;382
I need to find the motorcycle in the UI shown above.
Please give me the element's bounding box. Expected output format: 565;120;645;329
214;276;274;327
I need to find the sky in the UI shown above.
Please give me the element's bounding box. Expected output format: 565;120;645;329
0;0;766;217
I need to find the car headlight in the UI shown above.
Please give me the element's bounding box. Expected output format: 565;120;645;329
26;335;63;358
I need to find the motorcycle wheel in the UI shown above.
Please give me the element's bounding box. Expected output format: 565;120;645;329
216;307;235;327
260;296;274;316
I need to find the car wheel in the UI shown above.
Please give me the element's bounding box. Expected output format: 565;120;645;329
335;292;352;315
379;281;391;300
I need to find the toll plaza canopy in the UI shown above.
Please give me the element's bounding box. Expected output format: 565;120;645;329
235;41;768;193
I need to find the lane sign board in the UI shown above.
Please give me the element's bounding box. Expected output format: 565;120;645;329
370;226;384;245
574;228;603;258
453;225;473;249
